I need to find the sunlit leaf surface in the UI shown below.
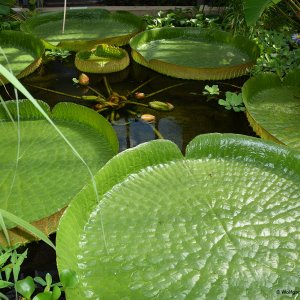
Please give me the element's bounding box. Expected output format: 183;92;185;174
242;70;300;150
57;133;300;299
0;100;118;245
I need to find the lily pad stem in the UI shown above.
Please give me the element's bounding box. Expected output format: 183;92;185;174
126;100;148;107
103;76;113;96
86;85;106;98
140;120;164;139
144;83;185;99
25;84;82;99
215;81;241;89
128;76;158;96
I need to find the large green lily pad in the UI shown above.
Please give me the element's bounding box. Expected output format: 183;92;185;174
242;70;300;150
57;133;300;299
20;9;145;51
0;100;118;246
0;30;44;84
130;27;260;80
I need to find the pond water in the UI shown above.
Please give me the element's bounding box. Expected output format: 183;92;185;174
16;53;255;151
1;50;255;298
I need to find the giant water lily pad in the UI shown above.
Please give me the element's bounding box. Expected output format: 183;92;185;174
0;100;118;245
242;70;300;150
0;30;44;84
56;133;300;299
75;44;130;73
21;9;145;51
130;27;260;80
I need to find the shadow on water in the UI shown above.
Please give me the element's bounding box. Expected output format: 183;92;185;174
0;50;255;298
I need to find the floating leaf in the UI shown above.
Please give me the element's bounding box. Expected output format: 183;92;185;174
0;31;44;84
0;100;118;246
130;27;260;80
75;44;130;74
242;69;300;149
57;133;300;299
21;9;145;51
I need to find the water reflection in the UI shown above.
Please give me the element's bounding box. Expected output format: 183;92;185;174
113;116;183;152
158;117;183;150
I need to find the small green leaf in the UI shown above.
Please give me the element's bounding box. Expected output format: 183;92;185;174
4;265;12;281
203;84;220;95
45;273;52;288
218;99;227;106
13;249;27;283
15;276;35;299
0;280;13;289
72;78;79;84
51;286;61;300
34;276;47;286
0;252;11;266
229;93;243;105
32;291;52;300
59;269;78;289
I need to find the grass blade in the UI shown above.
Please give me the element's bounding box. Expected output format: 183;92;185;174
0;209;55;250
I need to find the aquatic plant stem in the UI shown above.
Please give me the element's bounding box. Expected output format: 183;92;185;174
87;85;106;98
216;81;241;89
25;84;105;102
103;76;113;96
128;76;158;96
152;125;164;139
144;82;185;98
140;120;164;139
126;100;148;107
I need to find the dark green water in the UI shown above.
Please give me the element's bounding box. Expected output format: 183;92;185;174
17;55;255;152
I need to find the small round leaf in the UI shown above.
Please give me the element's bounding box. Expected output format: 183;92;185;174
59;269;78;289
15;276;35;299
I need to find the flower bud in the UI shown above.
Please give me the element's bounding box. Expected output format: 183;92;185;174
134;92;145;99
148;101;174;111
141;114;156;123
78;73;90;86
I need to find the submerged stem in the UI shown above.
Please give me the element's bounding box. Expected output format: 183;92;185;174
216;81;241;89
140;120;164;139
103;76;113;96
25;84;82;100
126;100;148;107
144;82;185;98
87;85;106;98
128;76;158;96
